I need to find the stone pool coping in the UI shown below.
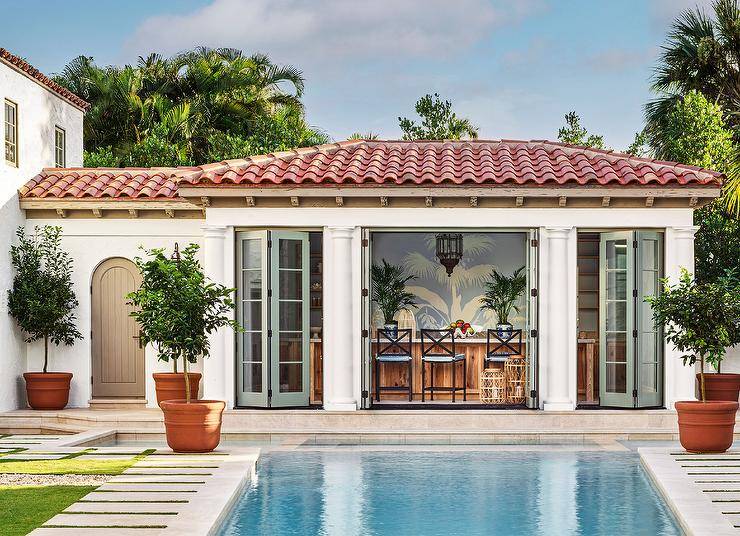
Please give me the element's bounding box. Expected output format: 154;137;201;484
639;447;738;536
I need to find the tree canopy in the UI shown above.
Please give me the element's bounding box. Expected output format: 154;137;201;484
399;93;478;140
54;48;328;167
556;112;606;149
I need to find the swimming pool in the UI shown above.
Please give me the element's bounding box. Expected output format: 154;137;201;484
218;449;681;535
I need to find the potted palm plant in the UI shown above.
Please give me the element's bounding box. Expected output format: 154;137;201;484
647;268;740;453
8;226;82;410
128;243;239;452
480;266;527;336
371;259;417;337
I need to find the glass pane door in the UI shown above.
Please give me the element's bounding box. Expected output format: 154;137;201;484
236;231;268;407
270;231;310;407
526;229;539;409
636;232;663;407
599;232;635;407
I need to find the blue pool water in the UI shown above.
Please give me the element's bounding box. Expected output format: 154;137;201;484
218;450;681;536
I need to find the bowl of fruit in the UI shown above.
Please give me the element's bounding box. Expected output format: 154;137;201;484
448;319;479;338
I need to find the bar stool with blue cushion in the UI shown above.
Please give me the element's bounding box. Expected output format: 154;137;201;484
421;328;466;402
374;328;413;402
484;328;523;368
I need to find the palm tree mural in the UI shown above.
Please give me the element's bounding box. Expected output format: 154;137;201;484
371;233;527;330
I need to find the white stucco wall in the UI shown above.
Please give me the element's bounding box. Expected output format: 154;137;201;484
22;219;204;408
0;61;84;412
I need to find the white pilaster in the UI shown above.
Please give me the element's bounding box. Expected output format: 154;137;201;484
542;226;576;411
664;226;699;406
323;226;358;411
202;225;228;402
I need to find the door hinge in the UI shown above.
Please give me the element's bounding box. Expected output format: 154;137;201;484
90;331;93;340
267;239;272;248
362;238;369;247
91;375;93;384
362;329;369;338
531;239;539;247
361;288;369;297
530;389;537;399
530;288;538;297
632;389;638;398
632;289;638;298
267;288;272;298
268;329;273;338
362;390;369;399
633;240;638;249
632;329;638;338
530;329;538;338
268;389;273;398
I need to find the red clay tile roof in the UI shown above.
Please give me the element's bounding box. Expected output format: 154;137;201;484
20;140;723;200
0;48;89;111
20;168;189;199
181;139;723;188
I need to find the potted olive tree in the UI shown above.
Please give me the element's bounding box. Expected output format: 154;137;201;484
371;259;417;338
128;243;239;452
648;268;740;453
480;266;527;336
8;226;81;410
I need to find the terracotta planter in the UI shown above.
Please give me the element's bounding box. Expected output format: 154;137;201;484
23;372;73;410
152;372;201;407
698;373;740;402
676;400;739;453
160;399;225;453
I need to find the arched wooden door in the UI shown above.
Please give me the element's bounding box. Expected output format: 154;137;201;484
91;258;145;398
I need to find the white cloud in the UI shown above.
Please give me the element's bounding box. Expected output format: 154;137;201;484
585;47;656;73
123;0;545;74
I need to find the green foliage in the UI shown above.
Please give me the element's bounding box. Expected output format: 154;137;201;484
7;226;81;373
348;132;379;140
557;112;605;149
0;485;96;536
625;130;649;157
658;90;734;169
127;244;240;401
695;202;740;283
371;259;418;323
54;48;326;166
479;266;527;325
83;146;119;167
399;93;478;140
646;268;740;400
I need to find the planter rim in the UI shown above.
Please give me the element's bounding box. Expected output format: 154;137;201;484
161;399;225;409
23;372;73;378
152;372;203;378
700;373;740;378
676;400;739;410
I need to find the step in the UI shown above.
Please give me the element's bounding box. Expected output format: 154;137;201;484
88;399;148;411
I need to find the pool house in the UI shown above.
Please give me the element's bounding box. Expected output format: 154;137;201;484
18;139;721;413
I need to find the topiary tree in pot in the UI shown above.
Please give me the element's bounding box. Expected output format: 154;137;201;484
647;268;740;453
127;243;240;452
7;226;82;410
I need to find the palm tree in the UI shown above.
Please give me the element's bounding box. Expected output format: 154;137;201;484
645;0;740;214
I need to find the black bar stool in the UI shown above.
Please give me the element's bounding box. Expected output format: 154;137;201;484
420;328;466;402
374;328;413;401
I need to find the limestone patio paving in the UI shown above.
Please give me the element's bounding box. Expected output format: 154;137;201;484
0;435;259;536
640;447;740;536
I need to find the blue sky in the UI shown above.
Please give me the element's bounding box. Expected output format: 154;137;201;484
3;0;713;149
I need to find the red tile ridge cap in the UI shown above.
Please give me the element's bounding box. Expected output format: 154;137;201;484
0;48;90;111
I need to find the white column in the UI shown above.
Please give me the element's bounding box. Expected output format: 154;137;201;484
323;226;358;411
664;226;699;406
543;226;575;411
202;225;228;402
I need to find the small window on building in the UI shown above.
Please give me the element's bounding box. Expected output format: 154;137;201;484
4;100;18;166
54;126;66;168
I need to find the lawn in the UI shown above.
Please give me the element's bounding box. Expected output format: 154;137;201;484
0;485;97;536
0;457;139;475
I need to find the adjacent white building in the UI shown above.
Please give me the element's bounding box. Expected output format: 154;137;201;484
0;48;86;412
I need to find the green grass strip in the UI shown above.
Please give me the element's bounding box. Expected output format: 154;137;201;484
79;499;188;503
0;448;155;475
44;525;167;529
135;465;220;469
93;489;198;493
0;485;97;536
123;472;213;476
63;511;179;515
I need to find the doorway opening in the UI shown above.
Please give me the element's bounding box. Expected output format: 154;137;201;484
576;230;664;408
235;230;323;408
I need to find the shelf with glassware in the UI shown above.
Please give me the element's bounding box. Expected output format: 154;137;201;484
309;241;323;404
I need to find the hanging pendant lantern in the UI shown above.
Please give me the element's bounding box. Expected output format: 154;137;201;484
435;233;463;277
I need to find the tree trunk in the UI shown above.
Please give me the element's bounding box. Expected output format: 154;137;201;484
183;356;191;405
172;357;178;374
43;334;48;374
700;354;706;402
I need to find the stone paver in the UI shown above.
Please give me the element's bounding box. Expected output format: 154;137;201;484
640;447;740;536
